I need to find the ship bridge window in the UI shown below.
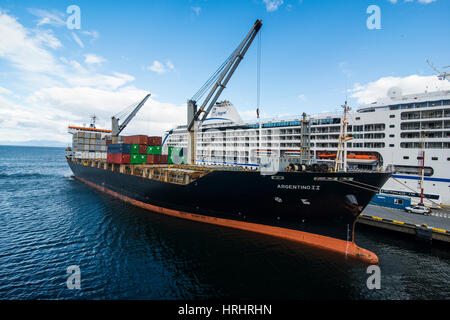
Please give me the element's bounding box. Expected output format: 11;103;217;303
429;100;443;107
360;108;375;113
443;99;450;106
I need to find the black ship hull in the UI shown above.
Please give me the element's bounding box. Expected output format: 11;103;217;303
67;159;391;263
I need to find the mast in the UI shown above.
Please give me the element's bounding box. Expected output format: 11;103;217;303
334;101;351;172
418;133;426;205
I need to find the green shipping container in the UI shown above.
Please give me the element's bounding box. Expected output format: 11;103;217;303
168;146;187;164
130;154;147;164
130;144;140;154
147;145;162;155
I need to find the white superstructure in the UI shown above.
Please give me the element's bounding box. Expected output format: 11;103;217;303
164;90;450;207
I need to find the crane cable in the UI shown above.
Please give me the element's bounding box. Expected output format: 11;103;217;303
256;29;261;113
191;45;240;102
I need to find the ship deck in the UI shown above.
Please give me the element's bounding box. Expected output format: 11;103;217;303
68;158;253;185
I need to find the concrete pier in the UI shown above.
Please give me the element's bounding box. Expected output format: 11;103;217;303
357;205;450;243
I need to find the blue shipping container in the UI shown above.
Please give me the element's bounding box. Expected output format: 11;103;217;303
370;194;411;210
107;143;131;154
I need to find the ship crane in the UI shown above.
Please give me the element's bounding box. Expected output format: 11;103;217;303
186;19;263;164
426;59;450;80
111;93;151;143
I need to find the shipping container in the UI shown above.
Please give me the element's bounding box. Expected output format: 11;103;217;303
130;154;147;164
107;143;131;154
147;136;162;146
130;144;140;154
107;153;130;164
124;135;148;145
370;194;411;210
147;145;162;155
139;144;147;154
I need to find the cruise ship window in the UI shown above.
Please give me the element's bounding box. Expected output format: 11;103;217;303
390;125;395;128
389;144;394;147
432;157;438;161
389;115;395;118
403;156;409;160
389;134;395;138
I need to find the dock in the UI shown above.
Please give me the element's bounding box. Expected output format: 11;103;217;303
357;205;450;243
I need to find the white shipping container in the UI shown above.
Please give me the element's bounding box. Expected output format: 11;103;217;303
88;152;96;159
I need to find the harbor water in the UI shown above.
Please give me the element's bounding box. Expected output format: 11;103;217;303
0;146;448;300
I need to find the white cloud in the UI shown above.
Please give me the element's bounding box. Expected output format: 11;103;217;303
84;53;107;65
81;30;100;41
0;10;64;74
0;86;12;95
71;32;84;48
263;0;284;12
0;10;184;143
147;60;175;75
349;75;450;104
28;8;66;27
166;60;175;71
298;94;307;101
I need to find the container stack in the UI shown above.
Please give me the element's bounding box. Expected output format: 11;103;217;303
147;136;167;164
168;146;188;164
72;132;107;160
107;143;131;164
105;135;168;165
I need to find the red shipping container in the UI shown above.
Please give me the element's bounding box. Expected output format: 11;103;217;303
118;154;130;164
106;140;112;145
147;154;158;164
107;153;130;164
147;154;167;164
139;144;147;154
124;135;148;145
159;155;168;163
147;136;162;146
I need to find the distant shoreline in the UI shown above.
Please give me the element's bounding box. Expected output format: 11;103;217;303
0;144;66;148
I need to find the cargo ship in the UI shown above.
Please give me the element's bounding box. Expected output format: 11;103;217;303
66;20;392;263
66;125;390;264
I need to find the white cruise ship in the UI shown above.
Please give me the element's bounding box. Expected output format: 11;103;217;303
164;88;450;207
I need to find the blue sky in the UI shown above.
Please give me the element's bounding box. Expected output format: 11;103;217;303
0;0;449;144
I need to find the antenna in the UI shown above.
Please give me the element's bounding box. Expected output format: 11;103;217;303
89;115;97;128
